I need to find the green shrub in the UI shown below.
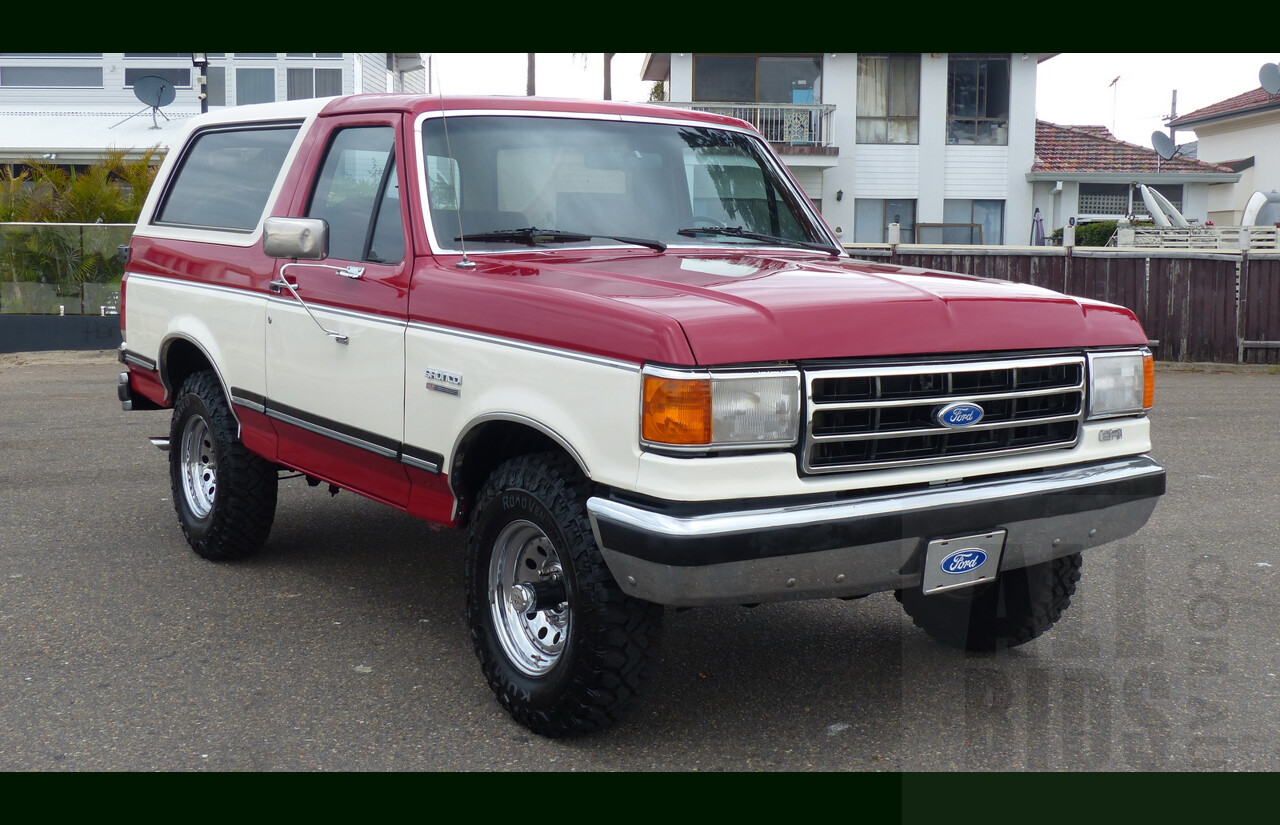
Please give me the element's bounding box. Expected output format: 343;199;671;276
1073;220;1119;247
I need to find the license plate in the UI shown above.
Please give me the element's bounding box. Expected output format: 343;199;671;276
921;530;1006;595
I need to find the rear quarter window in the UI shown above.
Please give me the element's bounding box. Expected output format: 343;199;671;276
155;124;301;231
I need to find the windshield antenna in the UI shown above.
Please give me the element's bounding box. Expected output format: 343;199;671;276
433;66;473;270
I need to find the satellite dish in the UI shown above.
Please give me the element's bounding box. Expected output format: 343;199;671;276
112;75;175;131
1242;190;1280;226
132;75;177;109
1261;63;1280;95
1148;185;1189;228
1138;184;1172;228
1151;131;1177;160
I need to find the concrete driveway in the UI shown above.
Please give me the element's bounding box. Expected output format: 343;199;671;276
1;352;1277;770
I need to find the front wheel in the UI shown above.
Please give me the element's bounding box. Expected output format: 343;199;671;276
464;453;663;737
896;553;1082;652
168;370;278;561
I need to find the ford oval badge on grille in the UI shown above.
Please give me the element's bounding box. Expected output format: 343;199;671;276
941;548;988;575
936;401;984;428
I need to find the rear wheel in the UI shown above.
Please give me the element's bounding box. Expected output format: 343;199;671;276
896;553;1082;652
169;370;277;561
464;453;663;737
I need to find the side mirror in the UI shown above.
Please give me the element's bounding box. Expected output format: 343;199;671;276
263;216;328;260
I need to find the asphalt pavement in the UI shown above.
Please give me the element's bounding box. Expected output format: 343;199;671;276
1;351;1277;771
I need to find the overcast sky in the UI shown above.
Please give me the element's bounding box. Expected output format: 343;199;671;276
428;52;1278;151
1035;53;1275;147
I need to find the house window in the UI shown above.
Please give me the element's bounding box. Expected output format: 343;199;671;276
947;55;1010;145
1078;183;1183;218
236;68;274;105
856;54;919;144
855;198;916;243
124;68;191;88
692;55;822;103
938;199;1005;244
287;53;342;59
0;66;102;87
287;68;342;100
205;66;226;107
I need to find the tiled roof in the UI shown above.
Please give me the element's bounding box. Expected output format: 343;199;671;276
1168;86;1280;127
1032;120;1235;175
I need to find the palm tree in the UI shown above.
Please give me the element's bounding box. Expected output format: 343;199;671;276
0;148;160;311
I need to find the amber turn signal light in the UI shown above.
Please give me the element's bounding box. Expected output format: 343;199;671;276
642;375;711;445
1143;353;1155;409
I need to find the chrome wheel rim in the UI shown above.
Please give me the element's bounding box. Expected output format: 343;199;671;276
179;414;217;519
488;520;569;677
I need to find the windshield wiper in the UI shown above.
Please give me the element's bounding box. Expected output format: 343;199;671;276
456;227;666;252
676;225;840;255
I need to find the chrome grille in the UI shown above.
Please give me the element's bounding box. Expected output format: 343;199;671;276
802;356;1085;473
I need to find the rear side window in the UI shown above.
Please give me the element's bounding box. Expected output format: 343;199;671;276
155;124;301;231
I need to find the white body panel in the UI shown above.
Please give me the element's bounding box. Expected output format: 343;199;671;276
265;296;406;445
124;273;266;401
402;323;644;490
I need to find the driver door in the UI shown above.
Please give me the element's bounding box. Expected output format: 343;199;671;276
265;119;412;506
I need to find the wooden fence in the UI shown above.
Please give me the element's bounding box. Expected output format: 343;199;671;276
844;244;1280;365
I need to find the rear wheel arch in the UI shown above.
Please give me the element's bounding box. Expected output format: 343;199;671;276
160;335;224;406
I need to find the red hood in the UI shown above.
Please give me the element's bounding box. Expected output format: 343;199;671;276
419;249;1149;366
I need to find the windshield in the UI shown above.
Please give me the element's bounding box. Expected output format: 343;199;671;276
420;115;832;253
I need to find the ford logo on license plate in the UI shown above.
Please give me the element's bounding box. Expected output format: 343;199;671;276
941;548;988;574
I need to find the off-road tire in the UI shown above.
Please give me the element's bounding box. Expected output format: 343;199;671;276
464;452;663;737
896;553;1083;652
169;370;278;561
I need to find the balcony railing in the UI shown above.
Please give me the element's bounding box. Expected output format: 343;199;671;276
1117;225;1279;251
652;101;837;148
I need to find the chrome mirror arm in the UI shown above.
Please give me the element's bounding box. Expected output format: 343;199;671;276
270;263;350;344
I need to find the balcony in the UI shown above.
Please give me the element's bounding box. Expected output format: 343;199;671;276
653;101;837;154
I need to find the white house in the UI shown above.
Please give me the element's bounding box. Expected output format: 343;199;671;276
1168;85;1280;226
0;53;426;169
642;52;1048;245
1028;121;1238;232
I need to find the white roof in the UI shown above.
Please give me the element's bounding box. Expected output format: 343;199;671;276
0;99;331;165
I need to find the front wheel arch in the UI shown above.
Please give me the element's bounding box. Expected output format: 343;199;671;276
450;417;590;525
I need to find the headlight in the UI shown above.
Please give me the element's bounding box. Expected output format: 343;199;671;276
1087;350;1154;418
642;367;800;451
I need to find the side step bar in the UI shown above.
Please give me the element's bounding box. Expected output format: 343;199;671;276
149;437;170;451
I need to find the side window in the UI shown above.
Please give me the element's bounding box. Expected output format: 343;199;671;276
306;126;403;263
155;124;300;230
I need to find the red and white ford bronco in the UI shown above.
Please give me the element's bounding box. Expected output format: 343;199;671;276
117;94;1165;737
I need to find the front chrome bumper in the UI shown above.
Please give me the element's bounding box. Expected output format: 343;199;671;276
587;455;1165;607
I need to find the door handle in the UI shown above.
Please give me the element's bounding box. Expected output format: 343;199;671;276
271;268;349;344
